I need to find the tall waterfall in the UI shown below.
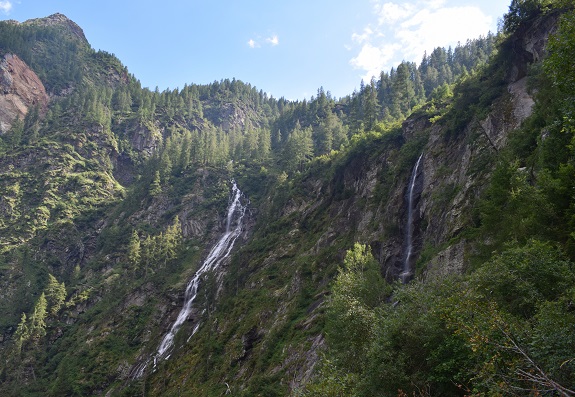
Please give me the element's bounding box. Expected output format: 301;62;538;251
401;153;423;283
156;181;247;360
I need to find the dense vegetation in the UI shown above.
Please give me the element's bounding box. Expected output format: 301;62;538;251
304;2;575;396
0;0;574;396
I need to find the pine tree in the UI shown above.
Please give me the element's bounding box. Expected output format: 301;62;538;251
142;235;156;274
128;230;141;271
9;116;24;148
159;150;172;182
162;216;182;265
179;130;192;171
282;122;313;173
29;293;48;340
363;78;380;130
256;128;271;162
392;62;416;117
13;312;29;354
149;170;162;196
45;274;66;315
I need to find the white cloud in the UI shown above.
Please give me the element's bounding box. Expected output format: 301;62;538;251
350;0;493;78
266;35;279;46
0;1;12;14
375;2;415;24
397;6;491;61
352;27;375;44
350;42;401;81
248;34;279;49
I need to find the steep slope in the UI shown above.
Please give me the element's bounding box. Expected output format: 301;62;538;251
0;53;48;133
0;13;279;396
141;11;563;396
0;5;573;397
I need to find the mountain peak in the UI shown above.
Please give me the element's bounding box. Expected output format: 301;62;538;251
23;13;87;44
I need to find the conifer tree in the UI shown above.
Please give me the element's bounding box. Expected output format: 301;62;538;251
282;122;313;173
9;116;24;148
128;230;141;271
179;130;192;171
150;170;162;196
159;150;172;182
45;274;66;315
256;128;271;162
363;78;380;130
142;235;156;274
13;312;29;354
162;216;182;264
29;293;48;340
393;62;416;116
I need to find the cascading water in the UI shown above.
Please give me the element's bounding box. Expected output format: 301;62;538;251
156;181;247;360
400;153;423;283
131;181;247;379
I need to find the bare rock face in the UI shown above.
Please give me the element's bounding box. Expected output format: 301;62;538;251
130;121;162;155
507;10;559;82
0;53;49;133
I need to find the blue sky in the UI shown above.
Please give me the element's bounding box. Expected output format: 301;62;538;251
0;0;509;100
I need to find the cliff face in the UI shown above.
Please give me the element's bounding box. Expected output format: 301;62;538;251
417;12;556;279
0;53;49;133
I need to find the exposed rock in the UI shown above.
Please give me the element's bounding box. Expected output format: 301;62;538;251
508;76;535;125
204;100;265;132
424;240;466;280
0;53;49;133
506;10;559;82
130;120;162;156
219;102;248;131
23;13;88;44
121;283;155;310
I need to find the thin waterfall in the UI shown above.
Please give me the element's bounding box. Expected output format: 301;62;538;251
401;153;423;283
156;181;247;361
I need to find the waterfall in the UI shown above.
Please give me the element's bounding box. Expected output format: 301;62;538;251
156;181;247;361
401;153;423;283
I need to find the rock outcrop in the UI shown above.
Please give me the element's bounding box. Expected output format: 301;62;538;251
0;53;49;133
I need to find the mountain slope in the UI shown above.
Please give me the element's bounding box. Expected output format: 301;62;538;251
0;4;574;396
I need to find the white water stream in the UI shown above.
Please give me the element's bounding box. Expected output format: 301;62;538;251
156;181;247;360
400;153;423;283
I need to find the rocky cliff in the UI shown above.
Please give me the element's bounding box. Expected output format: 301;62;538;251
0;53;48;133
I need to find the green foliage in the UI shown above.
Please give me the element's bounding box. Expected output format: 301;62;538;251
127;229;141;271
446;243;575;395
503;0;554;33
29;292;48;341
325;243;388;369
308;241;575;397
45;274;66;315
281;122;314;174
478;160;555;251
149;170;162;196
13;313;29;355
472;241;574;317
